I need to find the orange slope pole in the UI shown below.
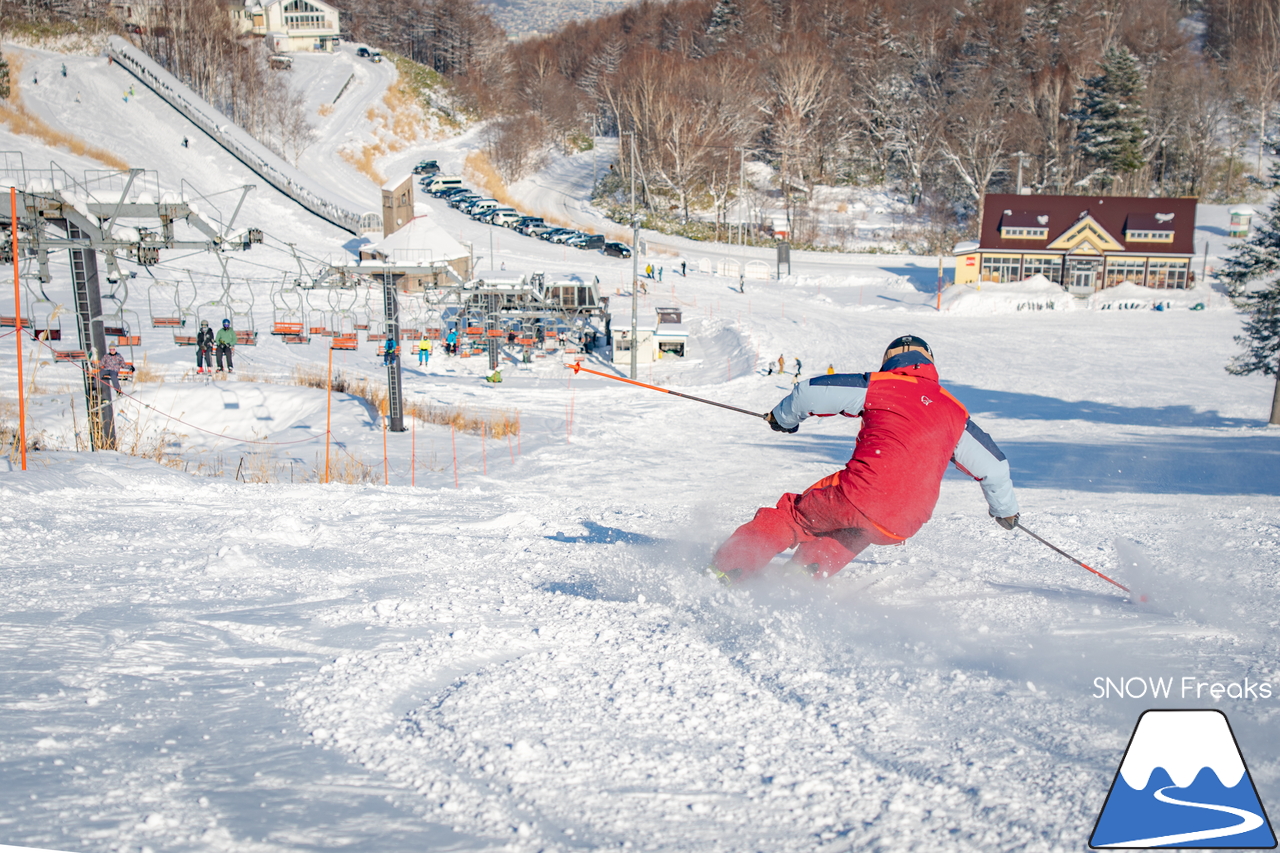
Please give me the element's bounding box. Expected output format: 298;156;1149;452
565;362;766;420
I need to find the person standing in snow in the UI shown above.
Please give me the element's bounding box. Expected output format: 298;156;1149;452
709;336;1019;583
99;344;127;393
777;354;785;375
214;319;236;373
195;319;215;374
793;357;803;377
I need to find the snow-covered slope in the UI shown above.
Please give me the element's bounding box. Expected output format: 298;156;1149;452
2;37;1279;853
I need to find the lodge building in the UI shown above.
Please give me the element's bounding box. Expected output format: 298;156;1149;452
954;194;1198;293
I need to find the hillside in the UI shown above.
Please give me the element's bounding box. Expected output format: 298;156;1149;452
2;34;1280;853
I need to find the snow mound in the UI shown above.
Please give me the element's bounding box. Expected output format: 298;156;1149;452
941;274;1077;314
1086;281;1214;311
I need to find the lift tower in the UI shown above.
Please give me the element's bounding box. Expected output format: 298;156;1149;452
2;155;258;449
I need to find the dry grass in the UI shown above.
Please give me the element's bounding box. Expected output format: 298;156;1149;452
340;146;386;186
131;354;164;384
318;448;379;484
464;150;631;241
340;68;437;187
0;56;130;170
317;103;334;117
291;363;519;437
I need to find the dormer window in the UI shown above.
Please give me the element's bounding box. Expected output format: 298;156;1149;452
1000;226;1048;239
1124;229;1174;242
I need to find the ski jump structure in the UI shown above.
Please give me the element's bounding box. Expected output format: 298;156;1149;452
105;36;377;237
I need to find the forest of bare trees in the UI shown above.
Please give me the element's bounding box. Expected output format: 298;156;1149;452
3;0;1277;240
480;0;1280;236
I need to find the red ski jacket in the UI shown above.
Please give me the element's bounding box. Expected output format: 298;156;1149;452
771;353;1016;539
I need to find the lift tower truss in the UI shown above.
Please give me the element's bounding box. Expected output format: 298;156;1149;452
2;154;258;449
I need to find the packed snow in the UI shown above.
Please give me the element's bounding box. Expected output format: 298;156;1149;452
1;39;1279;853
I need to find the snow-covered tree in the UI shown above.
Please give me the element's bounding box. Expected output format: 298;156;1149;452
1223;168;1280;424
704;0;742;46
1071;46;1149;189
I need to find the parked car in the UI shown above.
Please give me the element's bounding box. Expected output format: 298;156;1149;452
424;175;464;194
436;187;469;199
448;193;481;209
369;51;383;63
603;241;632;258
488;209;522;227
526;222;558;238
537;227;570;241
546;229;582;244
463;198;499;216
514;216;545;233
413;160;440;176
356;47;370;57
568;234;605;250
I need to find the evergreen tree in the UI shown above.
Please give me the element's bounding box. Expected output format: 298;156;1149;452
1223;167;1280;424
704;0;742;45
1071;46;1149;187
0;51;10;101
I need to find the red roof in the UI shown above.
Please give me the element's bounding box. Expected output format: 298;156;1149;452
979;194;1197;255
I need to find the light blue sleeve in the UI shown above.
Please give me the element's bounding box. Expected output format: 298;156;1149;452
770;376;870;430
952;420;1019;518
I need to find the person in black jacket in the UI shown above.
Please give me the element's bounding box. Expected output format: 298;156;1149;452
196;320;215;374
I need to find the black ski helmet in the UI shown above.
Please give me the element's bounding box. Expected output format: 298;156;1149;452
882;335;933;366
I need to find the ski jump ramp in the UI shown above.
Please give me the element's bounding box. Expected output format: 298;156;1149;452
105;35;377;236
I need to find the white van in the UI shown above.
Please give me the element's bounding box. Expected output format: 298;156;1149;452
424;175;463;194
489;209;522;227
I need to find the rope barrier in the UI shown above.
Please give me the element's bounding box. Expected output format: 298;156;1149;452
19;329;330;447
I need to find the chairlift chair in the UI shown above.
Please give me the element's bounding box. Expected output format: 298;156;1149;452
147;281;184;328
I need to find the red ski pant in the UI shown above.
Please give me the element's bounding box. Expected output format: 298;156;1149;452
713;474;902;577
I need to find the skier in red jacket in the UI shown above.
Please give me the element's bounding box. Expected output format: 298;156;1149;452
711;335;1020;582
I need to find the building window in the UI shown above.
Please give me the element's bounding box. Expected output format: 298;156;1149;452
285;12;329;28
1124;230;1174;243
980;256;1022;283
1022;256;1062;282
1104;258;1148;288
1000;227;1049;239
1146;259;1189;289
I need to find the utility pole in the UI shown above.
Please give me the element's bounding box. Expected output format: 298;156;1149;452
630;212;639;380
629;132;639;380
1015;152;1027;195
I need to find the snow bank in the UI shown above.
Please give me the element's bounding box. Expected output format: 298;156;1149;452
1086;281;1217;311
941;274;1078;314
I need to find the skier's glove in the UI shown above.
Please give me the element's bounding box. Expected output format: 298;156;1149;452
994;513;1020;530
766;412;798;433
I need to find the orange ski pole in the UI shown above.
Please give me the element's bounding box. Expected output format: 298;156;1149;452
1015;522;1131;593
566;362;766;420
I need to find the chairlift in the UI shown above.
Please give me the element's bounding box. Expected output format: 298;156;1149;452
172;275;201;345
270;276;307;338
227;278;257;346
147;280;184;328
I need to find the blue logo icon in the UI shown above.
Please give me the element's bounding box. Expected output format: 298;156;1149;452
1091;710;1276;848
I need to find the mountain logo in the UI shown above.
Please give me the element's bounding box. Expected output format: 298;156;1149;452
1091;710;1276;849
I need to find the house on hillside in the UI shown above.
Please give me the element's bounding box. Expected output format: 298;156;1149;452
232;0;340;53
954;194;1198;294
